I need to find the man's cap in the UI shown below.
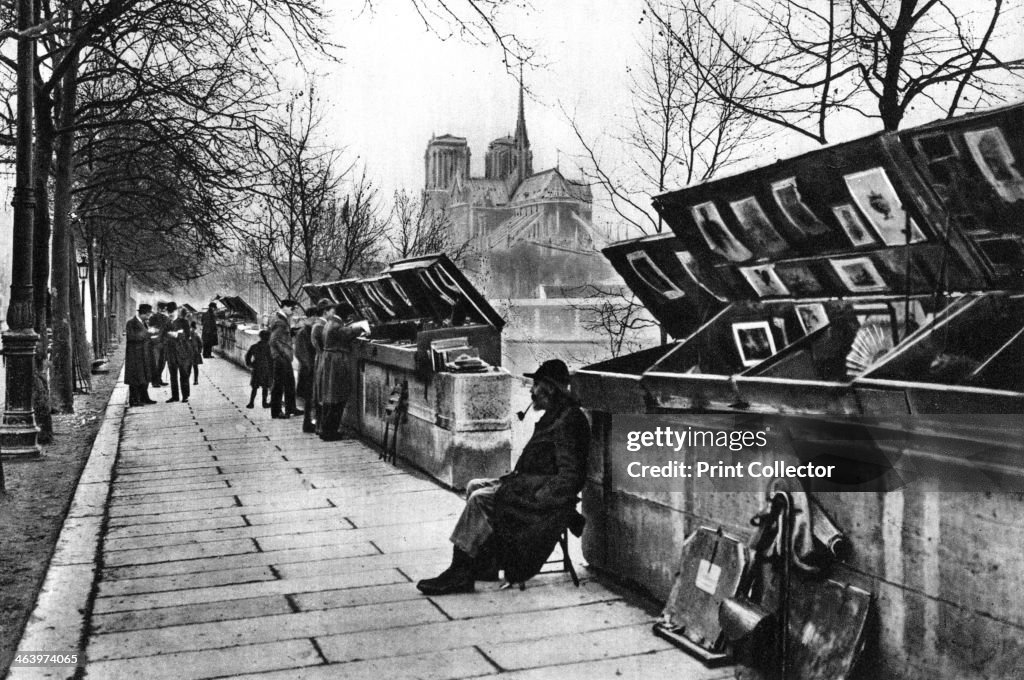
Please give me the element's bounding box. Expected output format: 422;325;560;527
166;301;178;313
316;297;333;310
138;303;153;314
523;359;571;393
280;298;300;308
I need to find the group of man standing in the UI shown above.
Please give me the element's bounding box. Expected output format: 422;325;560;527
124;300;219;407
266;298;368;440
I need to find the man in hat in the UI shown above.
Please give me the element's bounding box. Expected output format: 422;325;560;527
125;304;157;407
416;359;590;595
201;301;219;358
269;298;303;419
164;302;194;403
148;301;170;387
318;302;368;441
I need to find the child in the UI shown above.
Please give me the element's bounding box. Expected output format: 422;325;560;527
244;329;273;409
190;321;203;385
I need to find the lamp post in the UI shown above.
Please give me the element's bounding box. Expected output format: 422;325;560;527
77;255;89;336
1;0;40;458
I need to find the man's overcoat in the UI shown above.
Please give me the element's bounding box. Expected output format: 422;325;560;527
494;401;590;583
124;316;151;386
319;315;362;405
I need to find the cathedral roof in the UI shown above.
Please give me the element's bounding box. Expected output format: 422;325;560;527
510;168;592;204
450;176;510;206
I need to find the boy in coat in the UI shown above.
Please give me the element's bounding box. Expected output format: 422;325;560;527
245;329;274;408
416;360;590;595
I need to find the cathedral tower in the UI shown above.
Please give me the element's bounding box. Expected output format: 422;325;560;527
424;134;470;190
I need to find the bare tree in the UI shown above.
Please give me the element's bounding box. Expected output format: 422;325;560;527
569;1;760;235
650;0;1024;142
241;97;388;303
387;188;470;263
569;284;660;358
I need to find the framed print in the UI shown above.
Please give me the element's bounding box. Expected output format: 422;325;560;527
963;126;1024;202
690;201;753;262
739;264;790;298
830;256;889;293
732;321;777;367
831;203;877;247
844;167;926;245
627;251;684;299
795;303;829;334
675;251;727;301
775;263;825;296
729;197;789;256
771;177;829;235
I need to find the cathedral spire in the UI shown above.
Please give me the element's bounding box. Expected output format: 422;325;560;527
511;65;533;189
514;65;529;149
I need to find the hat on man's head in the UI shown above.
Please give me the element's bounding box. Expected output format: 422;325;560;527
166;301;178;313
280;299;299;309
523;359;572;393
317;297;333;311
138;303;153;314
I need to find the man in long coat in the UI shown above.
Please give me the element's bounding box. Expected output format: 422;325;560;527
148;302;170;387
416;359;590;595
201;302;219;358
269;299;301;419
318;302;367;441
125;304;156;407
309;298;332;434
294;305;319;433
164;302;194;403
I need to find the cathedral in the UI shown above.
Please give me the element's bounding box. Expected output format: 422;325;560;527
423;82;607;299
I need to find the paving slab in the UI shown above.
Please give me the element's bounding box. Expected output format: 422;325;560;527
12;354;734;680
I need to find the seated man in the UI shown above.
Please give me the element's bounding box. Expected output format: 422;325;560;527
417;359;590;595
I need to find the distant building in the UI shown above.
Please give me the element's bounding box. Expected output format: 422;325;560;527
424;81;609;299
422;80;659;372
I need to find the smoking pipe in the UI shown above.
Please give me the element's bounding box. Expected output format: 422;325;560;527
516;398;536;421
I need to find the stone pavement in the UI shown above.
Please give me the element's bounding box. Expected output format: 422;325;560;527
12;356;737;680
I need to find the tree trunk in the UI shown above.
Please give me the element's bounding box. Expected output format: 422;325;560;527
97;256;107;354
87;238;99;359
33;100;56;440
51;1;83;407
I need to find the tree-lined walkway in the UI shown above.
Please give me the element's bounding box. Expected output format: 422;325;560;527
13;357;734;679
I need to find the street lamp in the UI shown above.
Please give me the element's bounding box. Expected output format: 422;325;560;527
77;255;89;328
1;0;40;458
77;256;89;283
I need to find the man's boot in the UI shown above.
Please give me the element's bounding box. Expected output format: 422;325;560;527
416;547;475;595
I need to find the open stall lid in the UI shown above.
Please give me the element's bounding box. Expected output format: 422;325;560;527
649;108;1024;303
602;233;729;340
386;253;505;330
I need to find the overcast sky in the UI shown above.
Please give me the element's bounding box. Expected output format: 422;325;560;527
318;1;648;209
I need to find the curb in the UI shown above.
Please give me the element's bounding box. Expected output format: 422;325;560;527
7;370;128;680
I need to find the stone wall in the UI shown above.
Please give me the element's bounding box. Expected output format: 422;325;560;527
578;402;1024;680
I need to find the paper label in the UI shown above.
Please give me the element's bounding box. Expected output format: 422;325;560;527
695;559;721;595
